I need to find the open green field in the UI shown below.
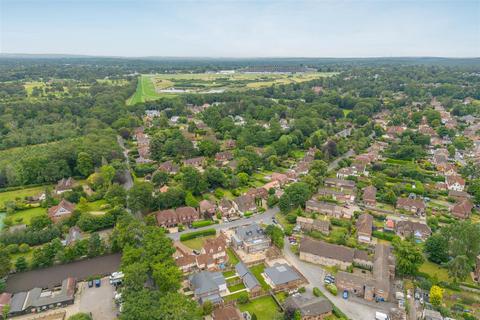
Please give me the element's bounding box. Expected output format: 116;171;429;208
127;72;337;105
0;185;49;210
250;264;270;290
238;296;282;320
7;207;46;226
181;234;217;250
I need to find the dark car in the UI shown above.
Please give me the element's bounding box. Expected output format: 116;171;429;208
95;279;101;287
88;280;94;288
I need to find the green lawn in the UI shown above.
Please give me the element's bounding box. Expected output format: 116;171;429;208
342;109;352;116
250;264;270;290
239;296;282;320
228;283;246;292
419;260;450;281
181;235;216;250
127;75;162;105
223;270;236;278
8;207;46;225
88;199;108;211
224;291;247;302
227;247;240;265
0;185;49;210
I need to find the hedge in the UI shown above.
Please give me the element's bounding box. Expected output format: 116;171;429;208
180;228;216;241
192;220;214;229
372;230;395;241
326;284;338;296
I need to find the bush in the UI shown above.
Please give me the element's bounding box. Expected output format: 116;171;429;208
244;211;253;217
326;284;338;296
180;228;216;241
372;230;395;241
18;243;30;253
237;292;249;304
191;220;214;228
313;287;322;297
298;287;306;293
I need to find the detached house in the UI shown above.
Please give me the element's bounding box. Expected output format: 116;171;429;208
296;216;330;235
199;199;217;217
218;198;237;218
445;175;466;192
233;195;257;215
396;197;426;215
284;294;333;320
183;157;205;170
48;199;75;223
231;223;271;253
362;186;377;206
215;151;233;165
55;178;76;194
189;271;227;305
155;206;200;227
356;213;373;243
263;263;305;291
305;200;348;219
158;160;179;174
395;221;431;241
451;199;473;219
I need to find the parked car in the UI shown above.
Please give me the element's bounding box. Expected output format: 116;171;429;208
324;278;332;284
342;290;348;299
95;279;101;287
88;280;94;288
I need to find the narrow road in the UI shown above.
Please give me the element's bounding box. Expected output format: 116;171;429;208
283;240;394;320
167;207;279;241
116;135;134;190
328;149;355;171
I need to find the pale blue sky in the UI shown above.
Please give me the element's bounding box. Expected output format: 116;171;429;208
1;0;479;57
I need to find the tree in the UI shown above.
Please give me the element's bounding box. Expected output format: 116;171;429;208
152;171;169;187
185;192;199;208
76;152;94;177
425;233;449;264
128;182;154;214
87;233;104;258
237;157;253;175
2;304;10;320
100;165;116;186
152;262;182;292
429;285;443;307
279;182;311;213
447;255;470;282
105;183;127;207
198;140;220;157
265;225;284;249
202;301;213;316
15;256;28;272
180;166;207;195
0;246;11;278
392;238;424;276
30;214;52;231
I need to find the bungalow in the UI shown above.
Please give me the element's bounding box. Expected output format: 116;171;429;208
396;197;426;215
451;199;473;219
324;178;356;191
363;185;377;206
233;194;257;215
445;175;466;192
55;178;76;194
305;200;347;219
235;262;261;293
263;263;305;291
284;294;333;320
189;271;227;305
296;216;330;235
199;199;217;217
48;199;76;223
316;188;356;203
183;157;205;170
395;221;431;241
356;213;373;243
158;160;179;174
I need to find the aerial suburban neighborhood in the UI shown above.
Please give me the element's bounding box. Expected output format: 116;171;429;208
0;1;479;320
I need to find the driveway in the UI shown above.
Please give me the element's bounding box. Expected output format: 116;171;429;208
283;240;394;320
116;135;134;191
167;207;279;241
77;277;118;320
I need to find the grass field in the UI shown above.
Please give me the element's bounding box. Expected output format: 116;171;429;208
0;185;49;210
239;296;282;320
227;247;240;265
250;264;270;290
181;234;217;250
8;207;46;225
127;72;337;105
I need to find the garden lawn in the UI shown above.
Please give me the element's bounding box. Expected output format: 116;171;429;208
228;283;246;292
419;260;449;282
0;185;49;210
238;296;282;320
223;270;236;278
227;247;240;265
181;235;216;250
8;207;46;225
249;264;270;290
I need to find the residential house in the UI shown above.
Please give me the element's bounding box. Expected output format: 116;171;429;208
396;198;426;215
199;199;217;217
235;262;261;293
8;278;76;316
386;126;406;138
218;198;237;218
305;200;348;219
246;187;269;203
356;213;373;243
223;139;236;150
64;226;82;246
215;151;233;165
336;163;367;179
324;178;356;191
451;199;473;219
448;190;472;201
395;221;431;241
445;175;466;192
48;199;76;223
55;178;76;194
284;294;333;320
363;186;377;206
155;207;200;227
263;263;305;291
212;306;242;320
316;188;356;204
158;160;179;174
270;172;289;186
299;237;354;270
296;216;330;235
233;194;257;215
189;271;227;304
183;157;205;170
336;244;395;302
231;223;271;253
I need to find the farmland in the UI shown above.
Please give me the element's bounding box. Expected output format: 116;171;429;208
126;71;336;105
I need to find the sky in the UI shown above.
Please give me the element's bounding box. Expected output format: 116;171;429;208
1;0;479;58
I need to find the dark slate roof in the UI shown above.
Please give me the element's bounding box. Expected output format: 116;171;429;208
264;264;301;286
189;271;225;296
284;294;333;316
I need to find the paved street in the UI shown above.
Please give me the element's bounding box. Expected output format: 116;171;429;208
116;135;134;190
167;207;279;241
283;240;395;320
328;149;355;171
